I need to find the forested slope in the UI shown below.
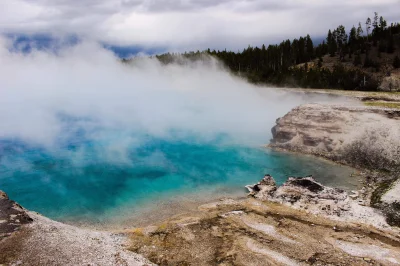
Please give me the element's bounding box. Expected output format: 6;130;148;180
153;12;400;91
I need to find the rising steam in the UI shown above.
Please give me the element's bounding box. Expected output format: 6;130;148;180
0;39;351;160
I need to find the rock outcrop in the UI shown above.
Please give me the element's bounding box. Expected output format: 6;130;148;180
270;103;400;172
246;175;389;228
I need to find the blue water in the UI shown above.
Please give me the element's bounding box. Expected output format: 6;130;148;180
0;128;357;226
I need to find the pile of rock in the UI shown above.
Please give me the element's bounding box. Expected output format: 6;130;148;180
246;175;348;215
246;175;389;228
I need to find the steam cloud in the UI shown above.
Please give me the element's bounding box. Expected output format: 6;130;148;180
0;39;351;162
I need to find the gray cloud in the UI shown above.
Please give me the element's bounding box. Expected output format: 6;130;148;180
121;0;299;13
1;0;399;51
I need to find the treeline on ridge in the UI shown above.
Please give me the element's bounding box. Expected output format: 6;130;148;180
153;13;400;91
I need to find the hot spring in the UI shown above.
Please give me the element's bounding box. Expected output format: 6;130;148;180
0;43;358;227
0;131;358;226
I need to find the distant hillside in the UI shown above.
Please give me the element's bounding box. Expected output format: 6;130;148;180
152;12;400;92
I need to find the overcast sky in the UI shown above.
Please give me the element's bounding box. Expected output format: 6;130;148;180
1;0;399;52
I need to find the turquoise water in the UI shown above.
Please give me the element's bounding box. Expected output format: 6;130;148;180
0;128;357;226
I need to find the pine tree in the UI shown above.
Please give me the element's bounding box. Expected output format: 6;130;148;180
298;37;306;63
327;30;337;57
335;25;347;60
380;16;387;31
354;53;362;66
372;12;379;46
387;34;395;53
364;53;370;68
317;58;323;68
366;17;371;40
357;22;364;38
394;56;400;68
349;26;357;58
372;12;379;32
306;34;314;60
336;25;348;48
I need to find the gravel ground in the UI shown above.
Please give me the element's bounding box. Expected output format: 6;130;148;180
8;212;153;266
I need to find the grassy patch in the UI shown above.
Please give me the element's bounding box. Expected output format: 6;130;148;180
371;179;397;206
283;88;400;101
364;101;400;109
386;202;400;227
131;228;144;236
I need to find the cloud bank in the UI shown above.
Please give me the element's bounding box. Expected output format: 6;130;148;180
1;0;399;51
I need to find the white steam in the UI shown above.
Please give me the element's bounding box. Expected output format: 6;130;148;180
0;40;350;154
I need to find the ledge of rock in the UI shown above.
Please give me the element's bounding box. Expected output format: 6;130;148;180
269;103;400;172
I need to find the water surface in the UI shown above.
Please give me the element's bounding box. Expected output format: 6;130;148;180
0;134;358;227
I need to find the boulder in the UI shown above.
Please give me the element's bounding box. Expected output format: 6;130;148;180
246;174;277;200
0;191;8;200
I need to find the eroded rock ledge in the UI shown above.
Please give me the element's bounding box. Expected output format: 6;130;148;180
270;103;400;172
